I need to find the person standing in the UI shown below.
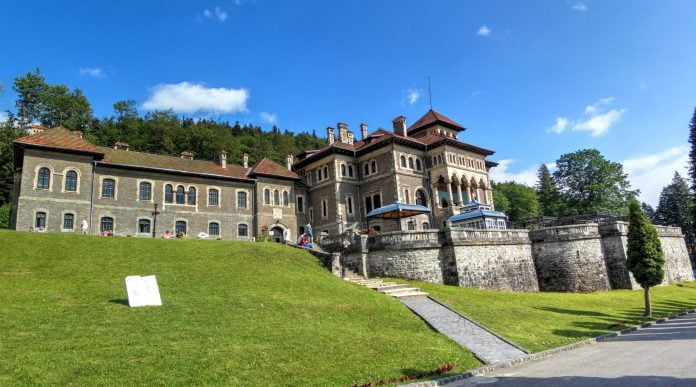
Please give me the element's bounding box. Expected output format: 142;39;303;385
80;219;89;235
283;227;291;244
305;223;313;243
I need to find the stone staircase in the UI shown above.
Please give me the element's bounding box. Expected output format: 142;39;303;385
342;268;429;300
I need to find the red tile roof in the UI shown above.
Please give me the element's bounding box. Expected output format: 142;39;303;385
408;109;466;133
14;127;103;154
248;158;299;180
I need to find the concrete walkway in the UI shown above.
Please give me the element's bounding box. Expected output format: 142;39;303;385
401;297;527;364
449;312;696;386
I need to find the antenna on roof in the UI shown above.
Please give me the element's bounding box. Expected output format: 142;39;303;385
427;75;433;110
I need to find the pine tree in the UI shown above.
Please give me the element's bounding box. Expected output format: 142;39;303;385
654;172;693;242
626;198;665;318
641;202;656;222
688;107;696;242
536;164;562;216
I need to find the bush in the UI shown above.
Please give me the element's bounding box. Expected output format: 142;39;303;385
0;204;10;229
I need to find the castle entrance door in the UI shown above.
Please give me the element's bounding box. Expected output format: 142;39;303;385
270;226;284;243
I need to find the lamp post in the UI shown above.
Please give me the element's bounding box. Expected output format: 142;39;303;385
151;203;160;238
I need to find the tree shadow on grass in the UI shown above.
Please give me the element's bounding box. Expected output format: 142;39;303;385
109;299;129;306
534;307;617;318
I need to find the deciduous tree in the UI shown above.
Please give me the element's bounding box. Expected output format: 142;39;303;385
491;182;540;221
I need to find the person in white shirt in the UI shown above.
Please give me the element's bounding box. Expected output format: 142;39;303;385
80;219;89;235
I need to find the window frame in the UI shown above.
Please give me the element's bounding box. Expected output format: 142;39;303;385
237;223;249;237
62;212;75;231
208;187;220;207
187;186;197;206
208;222;220;236
101;178;116;199
237;190;247;209
100;216;114;232
138;181;153;201
35;211;47;228
138;218;151;234
64;170;78;192
165;184;174;204
36;166;52;190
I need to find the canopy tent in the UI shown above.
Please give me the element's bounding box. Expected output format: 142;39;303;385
366;202;432;231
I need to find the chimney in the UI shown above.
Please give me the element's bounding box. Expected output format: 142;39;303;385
73;130;83;138
347;132;354;145
360;123;368;139
337;122;348;143
392;116;407;136
113;141;129;151
286;153;294;171
180;151;194;160
327;127;335;144
243;153;249;168
220;150;227;169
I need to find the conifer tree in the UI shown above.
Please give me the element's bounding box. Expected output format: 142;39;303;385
688;107;696;238
536;164;562;216
641;202;656;222
654;172;694;243
626;198;665;318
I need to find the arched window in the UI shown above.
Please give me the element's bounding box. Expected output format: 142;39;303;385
347;195;353;215
363;163;369;176
416;159;422;171
102;179;115;198
422;222;430;230
100;217;114;232
408;157;414;169
317;168;323;180
237;191;247;208
175;220;187;235
165;184;174;203
37;167;51;189
441;197;449;208
348;165;354;177
65;170;78;192
63;213;74;230
283;191;289;207
138;219;151;234
341;164;346;176
35;212;46;228
187;186;196;205
273;190;280;206
209;222;220;236
264;189;270;205
208;188;219;206
371;160;377;174
400;155;406;167
416;190;427;207
238;224;248;237
404;189;410;204
175;186;185;204
139;182;152;201
321;199;328;218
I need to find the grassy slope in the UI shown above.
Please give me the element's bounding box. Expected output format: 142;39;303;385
0;231;479;386
395;279;696;352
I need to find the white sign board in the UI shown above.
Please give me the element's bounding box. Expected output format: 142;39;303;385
125;275;162;307
273;208;283;219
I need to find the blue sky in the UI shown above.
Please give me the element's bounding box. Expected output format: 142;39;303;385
1;0;695;205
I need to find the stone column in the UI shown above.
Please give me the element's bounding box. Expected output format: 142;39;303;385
446;180;454;206
432;184;440;208
456;184;463;206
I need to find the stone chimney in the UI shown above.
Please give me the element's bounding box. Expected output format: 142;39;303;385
347;132;354;145
337;122;348;143
327;127;335;144
286;153;294;171
220;150;227;169
243;153;249;168
181;151;194;160
113;141;129;151
360;123;368;139
392;116;407;136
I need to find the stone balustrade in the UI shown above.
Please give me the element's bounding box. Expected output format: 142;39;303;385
367;230;443;251
530;223;600;242
447;228;530;246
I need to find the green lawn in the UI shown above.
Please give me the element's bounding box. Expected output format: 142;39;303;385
0;231;479;386
395;278;696;352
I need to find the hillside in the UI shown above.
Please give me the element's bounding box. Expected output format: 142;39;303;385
0;231;478;386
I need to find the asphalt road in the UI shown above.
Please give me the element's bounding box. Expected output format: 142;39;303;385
451;312;696;387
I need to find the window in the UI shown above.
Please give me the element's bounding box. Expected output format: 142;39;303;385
208;188;219;206
400;155;406;167
165;184;174;203
323;166;329;179
175;186;185;204
364;193;381;214
138;219;151;234
321;199;328;218
63;213;74;230
264;189;270;205
408;157;414;169
416;159;422;171
37;167;50;189
371;160;377;174
187;187;196;205
416;190;427;207
237;191;247;208
404;189;410;204
341;164;346;176
100;217;113;232
283;191;289;207
363;163;369;176
297;196;304;212
318;168;323;181
238;224;248;237
348;165;354;177
273;190;280;206
422;222;430;230
347;195;353;215
407;221;416;231
35;212;46;228
102;179;115;198
139;182;152;201
209;222;220;236
175;220;187;235
65;170;77;192
373;193;381;209
364;196;372;214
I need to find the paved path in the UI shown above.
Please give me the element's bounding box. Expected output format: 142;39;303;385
401;297;527;364
449;312;696;386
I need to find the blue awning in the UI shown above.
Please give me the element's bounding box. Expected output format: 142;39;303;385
448;209;507;223
367;202;432;219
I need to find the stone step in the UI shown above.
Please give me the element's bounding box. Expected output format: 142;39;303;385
367;282;397;289
390;291;430;299
379;286;420;294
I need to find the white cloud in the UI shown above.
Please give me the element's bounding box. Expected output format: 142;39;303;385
571;2;587;11
203;7;228;22
572;109;626;136
622;145;689;206
406;88;421;105
477;25;491;36
142;82;249;114
547;117;569;134
0;112;8;123
489;159;543;186
78;67;105;78
584;97;614;115
260;112;277;124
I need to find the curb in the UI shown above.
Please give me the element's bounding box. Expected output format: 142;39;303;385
403;308;696;386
